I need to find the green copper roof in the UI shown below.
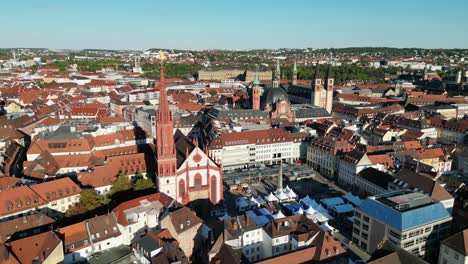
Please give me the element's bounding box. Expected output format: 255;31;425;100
276;59;280;72
253;65;260;86
293;60;297;72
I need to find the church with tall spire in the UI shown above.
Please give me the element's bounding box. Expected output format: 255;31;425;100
155;51;223;208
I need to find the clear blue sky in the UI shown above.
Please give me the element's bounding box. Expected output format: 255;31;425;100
1;0;467;50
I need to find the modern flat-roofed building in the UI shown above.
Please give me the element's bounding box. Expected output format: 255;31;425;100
353;191;452;258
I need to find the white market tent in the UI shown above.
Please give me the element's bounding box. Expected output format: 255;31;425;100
265;192;279;202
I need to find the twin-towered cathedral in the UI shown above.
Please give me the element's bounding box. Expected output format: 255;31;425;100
155;54;223;207
250;61;334;121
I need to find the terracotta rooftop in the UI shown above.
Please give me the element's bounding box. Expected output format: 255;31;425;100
0;213;55;243
30;177;82;203
0;186;46;218
6;231;62;264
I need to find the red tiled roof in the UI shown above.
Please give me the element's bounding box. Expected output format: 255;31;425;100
0;186;46;218
113;193;173;226
6;231;62;264
209;128;307;149
78;153;146;188
368;154;395;169
30;177;82;203
58;221;88;251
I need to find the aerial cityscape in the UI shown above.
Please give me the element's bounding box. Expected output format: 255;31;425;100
0;1;467;264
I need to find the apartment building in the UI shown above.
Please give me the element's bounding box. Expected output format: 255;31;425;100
221;214;346;263
29;177;82;217
113;193;174;245
337;150;378;190
208;128;308;170
307;136;354;179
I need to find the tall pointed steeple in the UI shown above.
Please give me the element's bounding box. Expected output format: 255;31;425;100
326;64;333;78
312;63;322;90
313;63;321;80
292;60;298;85
156;50;177;177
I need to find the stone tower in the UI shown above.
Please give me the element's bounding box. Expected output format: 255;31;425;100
324;64;334;113
273;59;281;88
252;69;261;110
155;51;177;195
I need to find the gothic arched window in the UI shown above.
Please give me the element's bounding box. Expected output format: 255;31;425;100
194;173;202;187
178;179;185;198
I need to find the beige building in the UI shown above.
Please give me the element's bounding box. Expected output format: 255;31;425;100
307;136;354;179
245;70;272;82
199;68;245;81
439;229;468;264
161;206;203;258
198;68;272;82
30;177;82;217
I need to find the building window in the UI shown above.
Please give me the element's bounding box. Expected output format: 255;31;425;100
179;179;185;198
194;174;202;186
404;241;414;248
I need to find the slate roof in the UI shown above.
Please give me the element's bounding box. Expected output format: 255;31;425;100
359;192;451;231
368;240;429;264
394;169;453;201
442;229;468;256
358;167;395;190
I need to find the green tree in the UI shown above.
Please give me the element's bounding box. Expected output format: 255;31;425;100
133;176;155;191
65;189;104;217
110;172;132;195
80;190;105;211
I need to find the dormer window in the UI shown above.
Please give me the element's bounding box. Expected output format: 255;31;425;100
17;201;22;208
